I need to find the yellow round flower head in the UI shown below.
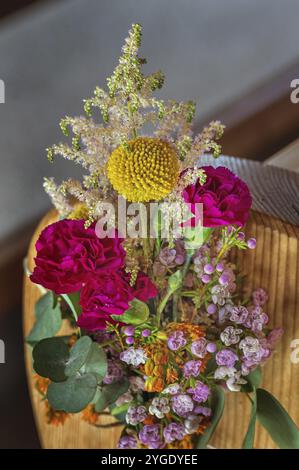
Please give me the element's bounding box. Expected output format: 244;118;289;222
107;137;180;202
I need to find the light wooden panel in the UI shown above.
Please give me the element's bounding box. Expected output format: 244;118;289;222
23;210;299;449
212;212;299;448
265;138;299;173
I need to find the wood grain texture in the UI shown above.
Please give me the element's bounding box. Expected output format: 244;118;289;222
212;211;299;448
23;209;299;449
265;138;299;173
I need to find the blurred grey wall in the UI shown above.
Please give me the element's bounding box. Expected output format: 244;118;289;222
1;0;299;239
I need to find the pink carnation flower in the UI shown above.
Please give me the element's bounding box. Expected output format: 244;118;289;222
78;271;157;331
182;166;252;228
30;219;125;294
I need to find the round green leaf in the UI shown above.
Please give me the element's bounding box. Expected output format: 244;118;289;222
33;337;69;382
65;336;92;377
35;292;54;319
47;373;97;413
26;302;62;345
84;343;107;381
257;388;299;449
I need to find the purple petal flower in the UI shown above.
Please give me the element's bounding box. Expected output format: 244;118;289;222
126;405;147;425
216;349;238;367
119;347;147;366
194;406;212;417
190;338;207;358
183;360;202;378
206;342;217;353
123;325;135;336
139;424;164;449
142;329;151;337
118;435;138;449
103;360;124;384
163;423;186;443
247;238;256;249
125;336;135;345
216;263;224;272
172;394;194;417
207;303;217;315
187;381;210;403
229;306;248;324
201;274;211;284
167;331;187;351
252;288;268;307
204;263;214;275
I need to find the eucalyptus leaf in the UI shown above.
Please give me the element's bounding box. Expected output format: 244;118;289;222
47;373;97;413
65;336;92;377
95;380;129;412
196;386;225;448
85;343;107;381
112;299;149;325
35;292;54;319
242;390;257;448
26;302;62;345
33;337;69;382
256;388;299;449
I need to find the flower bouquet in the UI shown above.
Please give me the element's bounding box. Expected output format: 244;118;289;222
26;24;299;449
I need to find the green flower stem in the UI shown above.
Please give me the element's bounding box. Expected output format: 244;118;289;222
156;289;173;326
172;292;179;322
157;250;194;326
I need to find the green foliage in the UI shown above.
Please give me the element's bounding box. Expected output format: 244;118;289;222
184;226;212;250
95;380;129;413
32;332;107;413
65;336;92;377
26;293;62;345
241;366;262;393
112;299;149;325
168;270;183;292
196;386;225;448
256;388;299;449
33;337;69;382
110;402;130;423
47;373;98;413
84;342;107;381
242;391;257;449
61;292;81;323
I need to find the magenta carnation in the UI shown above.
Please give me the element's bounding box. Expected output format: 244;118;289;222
78;271;157;331
133;272;158;301
182;166;252;227
30;219;125;294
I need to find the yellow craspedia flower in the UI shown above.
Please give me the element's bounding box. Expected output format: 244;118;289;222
107;137;180;202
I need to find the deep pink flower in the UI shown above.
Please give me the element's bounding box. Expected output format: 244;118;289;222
182;166;252;227
78;273;134;331
78;271;157;331
30;219;125;294
133;272;158;301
